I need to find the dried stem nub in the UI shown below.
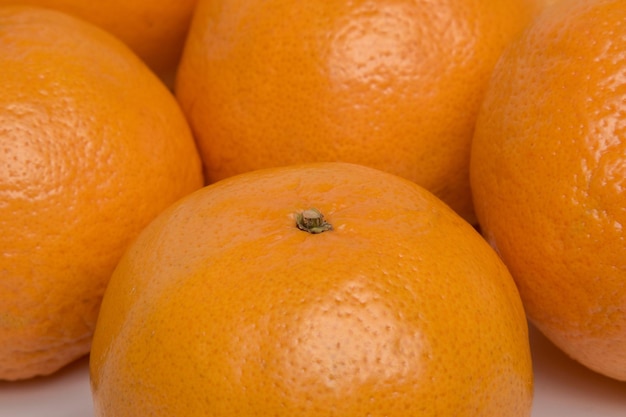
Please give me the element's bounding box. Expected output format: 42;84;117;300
295;208;333;234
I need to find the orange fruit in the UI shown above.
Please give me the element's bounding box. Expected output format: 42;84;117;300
0;6;203;381
174;0;547;224
0;0;199;84
470;0;626;381
90;162;533;416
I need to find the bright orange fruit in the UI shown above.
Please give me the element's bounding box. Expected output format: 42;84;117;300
0;6;203;381
90;162;533;416
175;0;546;224
470;0;626;381
0;0;198;84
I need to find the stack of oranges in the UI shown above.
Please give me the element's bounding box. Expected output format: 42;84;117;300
1;0;625;415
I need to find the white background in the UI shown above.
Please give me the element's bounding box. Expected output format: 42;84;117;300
1;324;625;417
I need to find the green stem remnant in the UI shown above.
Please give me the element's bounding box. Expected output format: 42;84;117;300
295;208;333;234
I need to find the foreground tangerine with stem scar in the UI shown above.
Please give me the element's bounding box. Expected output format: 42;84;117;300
91;162;533;416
